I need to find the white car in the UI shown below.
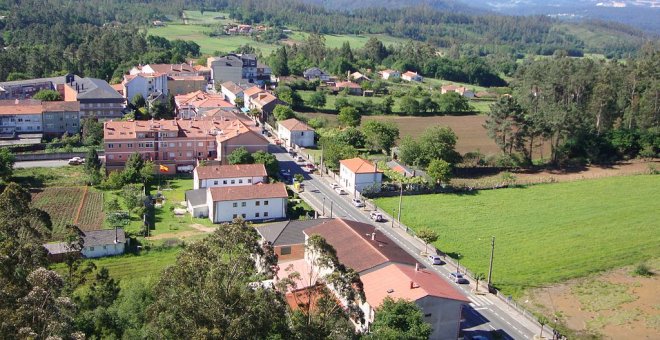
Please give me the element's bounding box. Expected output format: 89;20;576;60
334;187;347;195
428;254;443;265
68;157;84;165
370;211;384;222
330;183;340;190
352;198;365;207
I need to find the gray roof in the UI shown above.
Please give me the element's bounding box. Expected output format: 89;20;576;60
210;55;243;67
83;228;126;247
43;242;77;255
256;219;328;246
185;189;208;207
387;160;416;177
303;67;328;77
0;74;123;100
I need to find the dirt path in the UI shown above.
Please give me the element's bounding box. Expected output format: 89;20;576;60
189;223;216;233
146;223;216;241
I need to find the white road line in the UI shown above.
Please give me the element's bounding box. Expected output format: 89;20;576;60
474;307;489;311
489;325;496;330
467;296;481;306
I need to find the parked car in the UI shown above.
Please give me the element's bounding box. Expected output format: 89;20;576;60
450;272;469;284
296;156;305;163
352;198;365;207
305;163;316;171
370;211;384;222
68;157;84;165
334;187;347;195
428;254;444;265
330;183;340;190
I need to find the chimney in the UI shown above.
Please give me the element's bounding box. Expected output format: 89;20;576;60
410;281;415;289
415;263;419;271
14;99;18;105
114;227;118;244
371;232;375;241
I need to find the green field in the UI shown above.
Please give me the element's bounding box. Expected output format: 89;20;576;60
374;175;660;296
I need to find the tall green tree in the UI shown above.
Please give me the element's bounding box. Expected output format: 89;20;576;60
361;120;400;154
366;297;432;340
307;90;327;109
416;228;439;254
0;148;16;181
122;152;144;184
484;96;527;156
33;89;62;101
252;150;279;178
82;117;104;146
273;104;295;121
419;126;461;166
85;147;103;185
227;147;254;165
271;45;290;76
148;220;288;338
338;106;361;127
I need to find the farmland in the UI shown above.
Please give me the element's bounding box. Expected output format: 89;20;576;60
374;175;660;297
31;187;105;238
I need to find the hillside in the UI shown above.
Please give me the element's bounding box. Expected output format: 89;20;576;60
301;0;483;13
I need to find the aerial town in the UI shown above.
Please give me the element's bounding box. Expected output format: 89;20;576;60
0;0;658;339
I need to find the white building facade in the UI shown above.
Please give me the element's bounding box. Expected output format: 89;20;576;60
193;163;267;190
277;118;315;148
207;183;288;223
339;158;383;195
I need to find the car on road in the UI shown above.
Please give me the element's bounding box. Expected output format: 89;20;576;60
295;156;305;163
68;157;85;165
428;254;444;265
370;211;384;222
334;187;347;195
352;198;365;207
450;272;469;284
330;183;340;190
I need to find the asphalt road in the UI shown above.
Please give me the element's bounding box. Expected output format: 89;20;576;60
272;144;540;340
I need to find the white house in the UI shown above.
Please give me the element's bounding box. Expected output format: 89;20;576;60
303;67;330;82
379;69;400;80
207;183;288;223
80;228;127;258
122;73;169;102
0;102;43;134
193;163;268;189
277;118;315;148
402;71;423;82
220;81;244;105
339;157;383;195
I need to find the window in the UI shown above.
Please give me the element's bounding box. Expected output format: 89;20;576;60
233;202;237;208
223;180;227;184
233;214;238;219
255;212;260;218
231;180;235;184
187;142;192;147
107;155;114;160
238;179;243;184
168;152;175;158
281;246;291;255
127;143;133;148
198;142;203;147
264;200;269;206
214;181;218;185
256;201;260;206
103;245;107;250
424;313;432;318
108;144;114;148
241;214;246;218
264;212;269;217
116;143;121;148
241;202;246;207
247;179;252;184
169;142;175;147
186;152;192;157
90;247;95;251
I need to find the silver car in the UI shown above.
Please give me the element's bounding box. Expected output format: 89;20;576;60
352;198;365;207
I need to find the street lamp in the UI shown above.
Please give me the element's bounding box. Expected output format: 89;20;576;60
322;197;326;216
487;236;495;287
456;253;462;274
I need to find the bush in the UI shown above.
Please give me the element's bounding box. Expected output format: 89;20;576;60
631;263;654;277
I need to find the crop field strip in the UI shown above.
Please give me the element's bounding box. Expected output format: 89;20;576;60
31;187;105;237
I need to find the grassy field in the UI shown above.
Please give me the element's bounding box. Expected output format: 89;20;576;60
374;175;660;296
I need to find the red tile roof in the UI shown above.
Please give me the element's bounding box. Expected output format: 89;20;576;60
303;219;417;273
335;81;361;89
104;118;258;141
42;101;80;112
339;157;382;174
278;118;313;131
244;86;265;97
209;182;288;202
195;163;267;180
0;104;43;115
361;264;468;307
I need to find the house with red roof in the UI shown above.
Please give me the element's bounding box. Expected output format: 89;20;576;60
402;71;423;82
333;81;362;95
193;163;267;189
207;183;288;223
339;157;383;195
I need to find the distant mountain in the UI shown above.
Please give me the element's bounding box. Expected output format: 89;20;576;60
462;0;660;34
300;0;483;13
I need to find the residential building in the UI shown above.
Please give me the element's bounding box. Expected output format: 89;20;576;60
207;54;272;87
386;159;417;178
277;118;315;148
441;84;475;98
43;228;127;261
0;74;125;119
174;91;234;118
247;92;283;122
42;101;81;136
333;81;362;95
379;69;401;80
303;67;330;82
126;63;210;98
220;81;245;105
299;218;467;339
256;219;328;262
103;118;269;172
402;71;423;82
0;100;81;136
207;183;288;223
339;157;383;195
122;73;169;104
349;71;370;83
193;163;267;189
243;86;265;110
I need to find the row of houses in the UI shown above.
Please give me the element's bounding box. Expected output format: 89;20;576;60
258;218;467;339
103;118;270;173
0;100;81;136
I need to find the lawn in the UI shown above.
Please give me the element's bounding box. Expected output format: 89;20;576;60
148;24;277;55
13;165;88;187
374;175;660;296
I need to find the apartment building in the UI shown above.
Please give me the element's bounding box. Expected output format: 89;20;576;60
104;118;269;172
0;100;80;136
174;91;235;119
193;163;267;189
207;54;272;87
126;63;209;98
207;183;288;223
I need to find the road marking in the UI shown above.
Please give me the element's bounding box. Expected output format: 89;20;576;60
489;325;496;330
474;307;488;311
467;296;481;306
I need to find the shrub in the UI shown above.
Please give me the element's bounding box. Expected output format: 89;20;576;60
632;263;654;277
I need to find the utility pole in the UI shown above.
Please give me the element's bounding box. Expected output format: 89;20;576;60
488;236;495;287
397;182;403;223
330;200;333;218
322;197;326;216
